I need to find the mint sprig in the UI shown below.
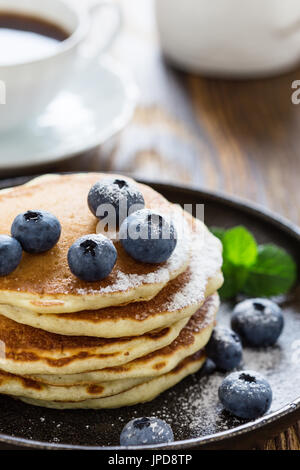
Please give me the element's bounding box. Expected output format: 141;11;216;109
210;226;297;299
223;226;257;268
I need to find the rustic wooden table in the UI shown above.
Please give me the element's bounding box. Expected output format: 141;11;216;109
6;0;300;450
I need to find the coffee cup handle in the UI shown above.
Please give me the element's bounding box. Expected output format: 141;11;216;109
83;0;122;56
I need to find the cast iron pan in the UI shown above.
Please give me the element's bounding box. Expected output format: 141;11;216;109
0;175;299;450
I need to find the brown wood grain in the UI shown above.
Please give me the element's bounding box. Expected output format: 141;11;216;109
6;0;299;450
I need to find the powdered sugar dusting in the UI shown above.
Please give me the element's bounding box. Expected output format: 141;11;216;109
0;300;297;446
77;219;222;318
144;300;300;441
78;208;192;296
163;223;222;312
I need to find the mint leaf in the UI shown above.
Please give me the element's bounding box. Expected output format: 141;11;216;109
223;226;257;268
242;244;297;297
210;224;297;299
210;227;226;242
219;261;248;300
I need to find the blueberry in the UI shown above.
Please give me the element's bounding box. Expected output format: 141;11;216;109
231;298;284;347
205;326;243;371
67;234;117;282
88;178;145;225
119;209;177;264
199;358;217;377
120;417;174;446
11;210;61;254
218;370;272;420
0;235;22;276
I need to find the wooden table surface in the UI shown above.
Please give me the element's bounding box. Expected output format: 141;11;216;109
5;0;300;450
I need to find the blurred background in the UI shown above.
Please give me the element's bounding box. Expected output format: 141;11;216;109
1;0;300;221
46;0;300;225
2;0;300;230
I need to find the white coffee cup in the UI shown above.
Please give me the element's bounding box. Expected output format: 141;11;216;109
155;0;300;77
0;0;121;132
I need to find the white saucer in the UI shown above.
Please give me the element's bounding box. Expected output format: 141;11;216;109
0;56;137;172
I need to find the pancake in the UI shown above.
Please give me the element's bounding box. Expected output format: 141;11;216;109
29;294;219;386
0;219;223;338
0;173;223;412
0;314;190;376
0;296;217;402
0;371;147;402
0;173;191;314
19;351;206;409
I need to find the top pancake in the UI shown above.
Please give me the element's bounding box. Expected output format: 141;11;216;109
0;217;223;337
0;173;191;313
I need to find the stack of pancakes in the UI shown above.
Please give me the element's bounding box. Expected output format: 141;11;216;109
0;173;223;409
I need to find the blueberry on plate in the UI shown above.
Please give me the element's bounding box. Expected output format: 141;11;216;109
11;210;61;254
205;326;243;371
67;234;117;282
199;358;217;377
119;209;177;264
120;417;174;446
231;298;284;347
218;370;272;420
88;178;145;225
0;235;22;276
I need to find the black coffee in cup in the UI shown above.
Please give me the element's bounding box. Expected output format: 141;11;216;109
0;12;69;64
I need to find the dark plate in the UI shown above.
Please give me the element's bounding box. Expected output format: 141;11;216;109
0;175;299;451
